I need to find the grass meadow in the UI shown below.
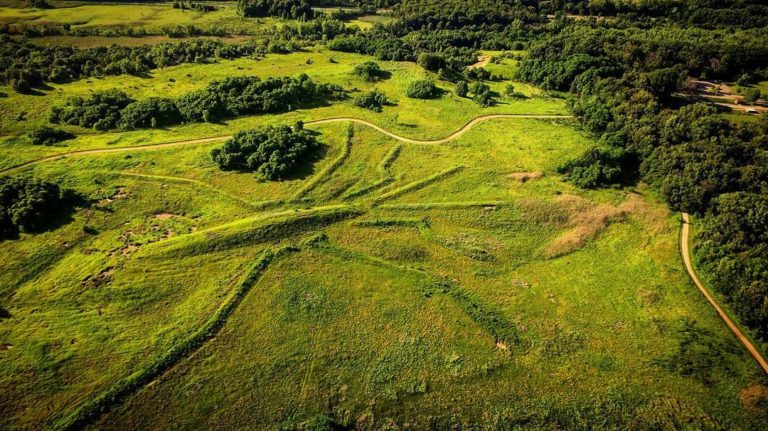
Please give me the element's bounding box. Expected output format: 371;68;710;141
1;42;767;430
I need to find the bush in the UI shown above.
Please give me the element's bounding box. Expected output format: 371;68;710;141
455;80;469;97
211;125;319;180
353;91;391;112
417;53;446;72
120;97;182;129
405;80;440;99
237;0;313;20
0;177;76;239
49;89;134;130
353;61;384;82
558;146;632;188
743;88;761;104
27;126;75;146
176;74;345;123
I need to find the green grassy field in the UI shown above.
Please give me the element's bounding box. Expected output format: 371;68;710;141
1;41;767;430
0;2;281;35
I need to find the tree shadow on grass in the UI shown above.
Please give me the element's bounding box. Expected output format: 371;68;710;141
279;140;330;182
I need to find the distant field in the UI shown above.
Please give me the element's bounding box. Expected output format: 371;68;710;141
0;3;279;34
1;30;767;430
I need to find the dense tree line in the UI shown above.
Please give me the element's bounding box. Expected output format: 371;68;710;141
49;75;345;130
515;19;768;340
211;125;319;179
0;177;78;240
542;0;768;29
237;0;314;20
0;36;261;93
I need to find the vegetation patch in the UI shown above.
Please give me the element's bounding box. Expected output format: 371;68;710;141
212;125;319;180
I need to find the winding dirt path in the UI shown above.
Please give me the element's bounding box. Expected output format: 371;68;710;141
0;114;572;176
680;213;768;374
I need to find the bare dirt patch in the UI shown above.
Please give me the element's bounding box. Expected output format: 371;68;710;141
507;171;543;183
740;384;768;418
543;195;628;258
470;55;491;68
681;80;766;114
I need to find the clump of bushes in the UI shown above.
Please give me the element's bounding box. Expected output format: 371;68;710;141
237;0;314;20
120;97;182;129
176;74;345;123
558;146;632;188
353;91;391;112
28;126;75;146
49;75;345;130
0;176;77;239
211;125;319;180
471;81;493;106
405;80;440;99
455;80;469;97
50;89;134;130
353;61;386;82
417;53;446;72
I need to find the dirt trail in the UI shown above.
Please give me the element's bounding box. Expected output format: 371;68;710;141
680;213;768;374
470;55;491;68
0;114;572;176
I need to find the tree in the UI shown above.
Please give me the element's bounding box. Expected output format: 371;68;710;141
353;91;391;112
353;61;384;82
211;125;319;180
743;88;761;105
455;80;469;97
0;176;77;240
28;126;75;146
505;84;516;96
417;53;446;72
120;97;181;129
405;80;440;99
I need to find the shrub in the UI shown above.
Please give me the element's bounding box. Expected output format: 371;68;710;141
353;91;391;112
353;61;384;82
120;97;182;129
49;89;134;130
211;125;319;180
237;0;313;20
405;80;440;99
27;126;75;146
558;146;632;188
417;53;446;72
0;176;76;239
743;88;761;104
455;80;469;97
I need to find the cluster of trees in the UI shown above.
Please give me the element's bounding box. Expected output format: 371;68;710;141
49;75;345;130
50;89;135;130
237;0;314;20
541;0;768;29
353;90;391;112
392;0;544;30
172;0;216;12
211;125;319;180
175;74;345;122
0;176;77;240
28;126;75;146
1;36;262;93
353;61;386;81
515;18;768;340
405;80;439;99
